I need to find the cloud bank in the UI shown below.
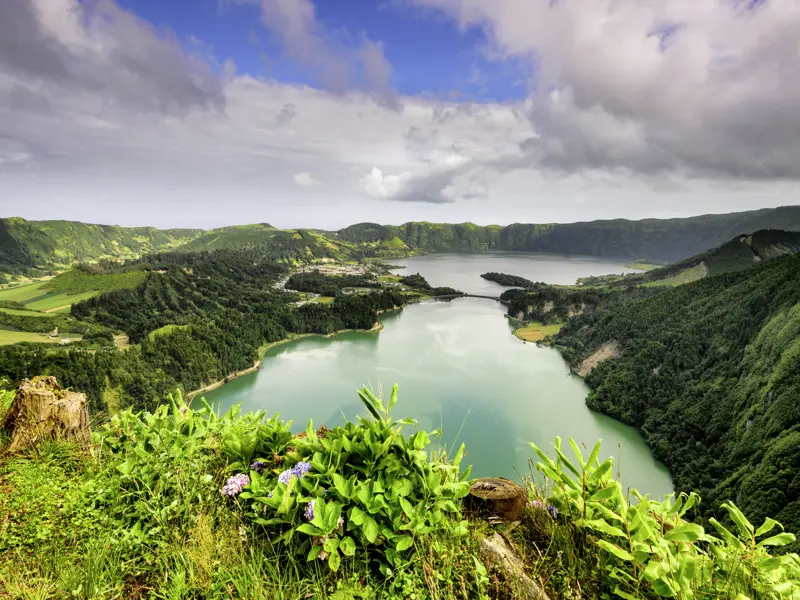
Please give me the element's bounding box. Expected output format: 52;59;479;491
0;0;797;228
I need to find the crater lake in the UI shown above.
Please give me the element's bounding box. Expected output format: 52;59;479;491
205;253;672;497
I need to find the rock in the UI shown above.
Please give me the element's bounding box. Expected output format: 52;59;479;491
466;478;528;521
1;376;90;452
480;534;550;600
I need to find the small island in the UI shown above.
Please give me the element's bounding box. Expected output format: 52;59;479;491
481;272;535;288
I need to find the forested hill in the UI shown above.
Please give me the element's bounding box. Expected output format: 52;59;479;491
5;205;800;277
337;205;800;262
556;254;800;543
0;217;202;276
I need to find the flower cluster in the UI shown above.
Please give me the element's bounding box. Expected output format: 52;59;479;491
305;499;316;521
547;505;559;520
250;461;267;474
221;473;250;497
278;461;313;484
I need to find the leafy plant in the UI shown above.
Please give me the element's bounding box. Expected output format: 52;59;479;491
529;437;800;599
237;384;472;574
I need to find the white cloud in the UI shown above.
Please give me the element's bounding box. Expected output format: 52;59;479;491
406;0;800;180
293;172;320;187
0;0;797;230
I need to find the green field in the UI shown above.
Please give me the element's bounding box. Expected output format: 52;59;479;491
0;326;82;346
643;262;707;287
515;322;563;342
0;307;58;317
0;268;147;314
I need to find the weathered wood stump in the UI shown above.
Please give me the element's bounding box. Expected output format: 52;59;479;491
1;376;90;452
466;477;527;521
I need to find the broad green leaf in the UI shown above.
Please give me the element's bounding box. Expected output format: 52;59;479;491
597;539;634;561
362;516;379;543
340;536;356;557
307;544;323;562
350;506;365;525
333;474;352;499
296;523;324;536
323;538;339;553
569;438;586;469
388;383;399;412
328;548;341;572
757;556;783;571
755;517;782;538
587;440;603;468
588;458;615;485
584;519;626;538
589;485;618;502
651;577;677;597
722;502;753;535
757;532;795;547
395;535;413;552
664;523;705;543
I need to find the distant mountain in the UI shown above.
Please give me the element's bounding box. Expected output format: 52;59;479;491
337;206;800;262
3;205;800;277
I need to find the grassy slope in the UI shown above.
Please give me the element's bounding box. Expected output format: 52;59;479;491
633;229;800;287
0;269;147;315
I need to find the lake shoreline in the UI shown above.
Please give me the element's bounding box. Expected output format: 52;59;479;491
187;321;385;401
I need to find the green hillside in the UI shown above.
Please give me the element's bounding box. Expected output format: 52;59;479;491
338;206;800;262
556;253;800;546
628;229;800;286
0;217;202;276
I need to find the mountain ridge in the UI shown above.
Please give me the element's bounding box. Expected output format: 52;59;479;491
3;205;800;277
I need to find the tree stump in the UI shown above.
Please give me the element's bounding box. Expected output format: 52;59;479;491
466;477;527;521
1;376;90;452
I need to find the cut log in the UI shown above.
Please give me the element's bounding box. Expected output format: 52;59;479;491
1;376;90;452
466;477;527;521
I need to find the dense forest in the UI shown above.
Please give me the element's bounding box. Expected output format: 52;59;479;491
481;272;535;287
285;270;382;296
556;254;800;546
0;250;407;413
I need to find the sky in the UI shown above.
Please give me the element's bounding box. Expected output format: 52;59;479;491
0;0;799;230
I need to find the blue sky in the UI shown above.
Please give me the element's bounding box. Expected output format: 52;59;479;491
113;0;529;102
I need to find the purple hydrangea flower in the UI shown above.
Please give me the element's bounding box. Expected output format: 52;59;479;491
547;505;559;520
293;461;312;476
304;500;315;521
221;473;250;497
250;461;267;474
277;462;314;485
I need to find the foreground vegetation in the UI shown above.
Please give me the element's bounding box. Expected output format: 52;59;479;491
1;384;798;599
